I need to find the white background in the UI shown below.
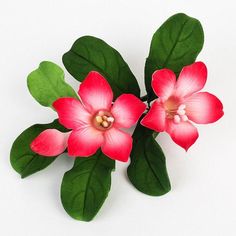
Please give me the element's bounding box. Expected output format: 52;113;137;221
0;0;235;235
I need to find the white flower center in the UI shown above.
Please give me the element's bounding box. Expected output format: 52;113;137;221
163;97;188;124
173;104;188;124
93;110;115;130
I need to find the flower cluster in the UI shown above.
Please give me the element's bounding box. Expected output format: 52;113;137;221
31;62;223;161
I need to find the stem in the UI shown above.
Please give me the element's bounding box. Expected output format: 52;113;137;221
140;94;148;101
152;132;159;139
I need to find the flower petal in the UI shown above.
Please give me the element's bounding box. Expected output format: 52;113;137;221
175;62;207;98
166;120;199;151
67;127;104;157
152;69;176;99
53;98;91;130
141;101;166;132
185;92;224;124
101;128;132;162
78;71;113;112
111;94;146;128
30;129;69;156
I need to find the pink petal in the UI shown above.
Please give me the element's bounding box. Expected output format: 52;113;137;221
185;92;224;124
152;69;176;99
111;94;146;128
175;62;207;98
101;128;132;162
166;120;199;151
141;101;166;132
30;129;70;156
67;126;104;157
53;98;91;130
78;71;113;113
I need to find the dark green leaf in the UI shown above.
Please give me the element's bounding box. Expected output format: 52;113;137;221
63;36;140;98
61;151;115;221
145;13;204;100
127;123;171;196
10;119;68;178
27;61;77;108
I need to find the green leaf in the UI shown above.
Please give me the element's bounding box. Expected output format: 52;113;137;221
127;123;171;196
61;151;115;221
145;13;204;100
27;61;77;108
10;119;68;178
63;36;140;98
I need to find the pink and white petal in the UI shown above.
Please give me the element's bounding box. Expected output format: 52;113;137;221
30;129;70;156
67;126;104;157
185;92;224;124
111;94;146;128
53;98;91;130
152;69;176;99
101;128;132;162
78;71;113;112
166;120;199;151
141;101;166;132
175;62;207;98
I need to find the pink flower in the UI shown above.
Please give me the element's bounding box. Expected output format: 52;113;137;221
31;71;146;162
141;62;224;151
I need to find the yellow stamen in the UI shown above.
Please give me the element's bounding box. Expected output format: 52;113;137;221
102;121;109;128
102;115;108;121
95;116;103;123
